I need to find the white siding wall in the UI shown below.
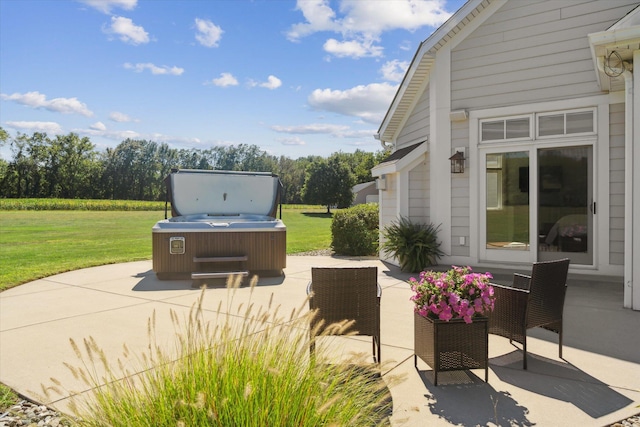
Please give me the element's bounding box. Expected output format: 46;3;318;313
397;86;430;149
610;103;626;265
451;0;639;110
450;121;470;257
408;157;430;223
379;173;398;262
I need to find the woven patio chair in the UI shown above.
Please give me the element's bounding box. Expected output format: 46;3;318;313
307;267;381;363
488;258;570;369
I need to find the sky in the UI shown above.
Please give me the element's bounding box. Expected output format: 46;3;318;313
0;0;467;160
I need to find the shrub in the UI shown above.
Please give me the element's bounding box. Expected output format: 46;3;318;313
45;278;395;426
331;204;379;256
381;217;443;272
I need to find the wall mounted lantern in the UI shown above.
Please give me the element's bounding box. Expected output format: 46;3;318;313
449;151;466;174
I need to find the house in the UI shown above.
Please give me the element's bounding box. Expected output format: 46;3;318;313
352;181;379;205
372;0;640;311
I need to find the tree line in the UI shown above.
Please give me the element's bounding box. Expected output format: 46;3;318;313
0;128;387;207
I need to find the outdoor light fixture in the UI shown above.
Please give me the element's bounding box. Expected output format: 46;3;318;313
449;151;466;174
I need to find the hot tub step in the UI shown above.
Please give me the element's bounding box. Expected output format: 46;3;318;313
193;256;248;263
191;271;249;280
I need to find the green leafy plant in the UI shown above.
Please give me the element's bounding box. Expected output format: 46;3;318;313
331;204;379;256
381;217;443;272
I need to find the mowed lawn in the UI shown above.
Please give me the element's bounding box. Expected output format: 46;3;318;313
0;207;332;291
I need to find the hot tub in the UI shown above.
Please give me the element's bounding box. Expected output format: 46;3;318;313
152;169;286;280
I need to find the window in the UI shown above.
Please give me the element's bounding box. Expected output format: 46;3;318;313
481;109;595;143
481;117;531;142
538;110;594;137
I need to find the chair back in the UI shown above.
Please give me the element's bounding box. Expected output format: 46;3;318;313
309;267;379;336
526;258;570;328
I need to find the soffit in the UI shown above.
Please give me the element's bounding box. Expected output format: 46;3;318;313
589;5;640;91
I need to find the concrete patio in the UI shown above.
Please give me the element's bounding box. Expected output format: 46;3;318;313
1;256;639;426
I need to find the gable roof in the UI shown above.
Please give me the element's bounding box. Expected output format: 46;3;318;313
371;141;428;176
376;0;492;143
352;181;376;193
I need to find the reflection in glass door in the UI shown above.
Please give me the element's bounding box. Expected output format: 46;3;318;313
485;151;530;254
537;147;593;264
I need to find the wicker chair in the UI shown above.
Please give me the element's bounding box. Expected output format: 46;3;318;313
307;267;381;363
488;258;570;369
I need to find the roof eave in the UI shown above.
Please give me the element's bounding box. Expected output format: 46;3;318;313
377;0;490;144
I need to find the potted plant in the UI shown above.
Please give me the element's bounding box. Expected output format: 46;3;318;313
380;217;443;273
410;266;495;385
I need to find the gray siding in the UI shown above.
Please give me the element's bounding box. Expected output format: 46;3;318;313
397;85;430;149
609;103;625;265
450;121;470;257
408;158;430;223
451;0;639;110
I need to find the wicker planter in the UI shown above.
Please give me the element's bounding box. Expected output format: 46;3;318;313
413;312;489;385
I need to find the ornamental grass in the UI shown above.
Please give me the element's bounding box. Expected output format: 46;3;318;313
43;276;395;426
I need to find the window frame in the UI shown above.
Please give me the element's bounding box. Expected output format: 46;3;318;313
536;108;596;139
480;115;533;143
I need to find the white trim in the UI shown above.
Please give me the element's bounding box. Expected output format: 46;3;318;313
371;142;428;177
469;95;618;274
429;45;453;256
469;96;611;121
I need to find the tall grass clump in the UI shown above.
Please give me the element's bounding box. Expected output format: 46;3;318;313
44;277;395;426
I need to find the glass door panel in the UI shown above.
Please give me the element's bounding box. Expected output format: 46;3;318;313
537;146;593;264
485;151;530;255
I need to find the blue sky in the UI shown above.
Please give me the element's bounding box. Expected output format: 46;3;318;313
0;0;466;160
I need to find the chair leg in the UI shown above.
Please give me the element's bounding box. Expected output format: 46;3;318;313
559;327;563;359
523;338;527;370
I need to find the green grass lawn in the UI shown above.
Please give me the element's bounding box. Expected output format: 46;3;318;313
0;207;332;291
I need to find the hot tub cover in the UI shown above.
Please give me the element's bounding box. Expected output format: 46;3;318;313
164;169;283;218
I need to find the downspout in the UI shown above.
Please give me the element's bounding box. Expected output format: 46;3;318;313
623;66;634;309
374;133;393;151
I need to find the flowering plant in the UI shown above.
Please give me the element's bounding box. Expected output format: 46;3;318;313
409;266;495;323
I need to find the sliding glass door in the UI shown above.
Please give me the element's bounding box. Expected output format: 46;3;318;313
483;150;531;262
481;145;593;265
537;146;593;265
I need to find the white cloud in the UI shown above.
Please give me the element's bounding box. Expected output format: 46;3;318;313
248;75;282;90
77;0;137;14
109;111;138;122
271;123;376;141
1;91;93;116
90;121;107;131
124;62;184;75
288;0;452;58
260;75;282;90
195;18;223;47
307;82;398;124
5;121;63;134
104;16;149;45
75;126;201;147
380;59;409;82
287;0;339;41
277;136;306;146
271;123;350;135
323;38;382;58
211;72;238;87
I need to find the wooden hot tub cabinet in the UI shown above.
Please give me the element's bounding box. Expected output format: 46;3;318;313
153;228;286;279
